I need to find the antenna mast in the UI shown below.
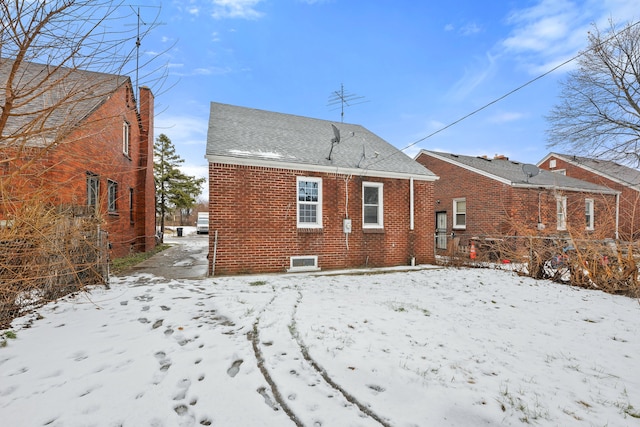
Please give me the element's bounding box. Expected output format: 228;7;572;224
327;83;368;123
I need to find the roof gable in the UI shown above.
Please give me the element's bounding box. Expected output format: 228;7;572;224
206;102;436;180
0;59;129;147
539;153;640;191
420;150;618;194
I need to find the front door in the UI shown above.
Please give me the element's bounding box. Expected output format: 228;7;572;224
436;211;447;250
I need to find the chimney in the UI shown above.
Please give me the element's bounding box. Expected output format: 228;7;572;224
494;154;509;160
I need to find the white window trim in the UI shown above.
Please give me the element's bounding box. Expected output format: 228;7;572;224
123;121;130;156
287;255;320;273
362;182;384;229
557;196;567;231
453;198;466;229
108;179;118;212
296;177;322;228
585;198;594;230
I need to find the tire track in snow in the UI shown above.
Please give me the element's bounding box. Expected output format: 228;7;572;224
248;291;304;426
251;285;389;426
289;289;392;427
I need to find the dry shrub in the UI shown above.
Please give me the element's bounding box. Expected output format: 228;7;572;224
0;201;108;328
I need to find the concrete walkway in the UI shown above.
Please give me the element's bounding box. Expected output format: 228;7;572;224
121;232;209;280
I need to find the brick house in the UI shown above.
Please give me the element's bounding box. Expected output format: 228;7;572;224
415;150;619;254
0;60;156;258
538;153;640;241
205;102;438;275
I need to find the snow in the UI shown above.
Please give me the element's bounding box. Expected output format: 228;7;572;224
1;237;639;426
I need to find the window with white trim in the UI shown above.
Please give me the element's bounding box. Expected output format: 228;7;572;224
453;198;466;229
123;121;130;156
288;256;319;272
87;173;99;210
362;182;383;228
585;198;594;230
108;180;118;213
297;177;322;228
556;196;567;231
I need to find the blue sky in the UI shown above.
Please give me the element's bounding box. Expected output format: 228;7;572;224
133;0;638;194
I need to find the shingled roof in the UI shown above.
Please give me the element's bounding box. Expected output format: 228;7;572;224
206;102;437;180
0;59;129;146
420;150;618;194
539;153;640;190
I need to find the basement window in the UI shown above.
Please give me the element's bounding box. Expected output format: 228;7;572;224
287;256;320;272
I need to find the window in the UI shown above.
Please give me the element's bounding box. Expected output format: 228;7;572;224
362;182;383;228
123;121;130;156
453;198;466;229
108;180;118;212
87;173;99;210
585;198;594;230
129;188;134;223
549;159;556;168
297;177;322;228
287;255;319;272
556;196;567;231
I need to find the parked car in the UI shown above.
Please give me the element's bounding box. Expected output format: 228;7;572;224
196;212;209;234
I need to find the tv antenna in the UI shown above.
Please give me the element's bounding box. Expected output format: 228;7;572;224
522;164;540;182
326;124;341;160
327;83;368;123
128;5;165;102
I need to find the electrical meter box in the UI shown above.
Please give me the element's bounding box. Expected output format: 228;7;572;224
343;218;352;233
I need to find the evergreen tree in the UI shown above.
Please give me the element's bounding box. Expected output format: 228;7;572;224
154;134;205;239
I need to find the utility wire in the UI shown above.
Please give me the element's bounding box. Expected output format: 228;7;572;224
367;20;640;167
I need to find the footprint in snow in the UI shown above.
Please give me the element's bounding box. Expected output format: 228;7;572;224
227;359;243;377
173;378;191;400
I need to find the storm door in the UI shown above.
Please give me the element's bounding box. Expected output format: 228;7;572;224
436;211;447;250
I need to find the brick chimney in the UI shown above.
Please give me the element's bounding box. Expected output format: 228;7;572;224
494;154;509;160
137;86;156;252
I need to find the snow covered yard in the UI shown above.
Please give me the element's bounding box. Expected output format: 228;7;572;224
1;266;639;426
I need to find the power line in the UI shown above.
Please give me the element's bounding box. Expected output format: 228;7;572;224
368;20;640;167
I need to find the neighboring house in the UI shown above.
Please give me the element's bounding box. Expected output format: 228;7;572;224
415;150;619;253
538;153;640;241
0;59;156;258
205;102;438;275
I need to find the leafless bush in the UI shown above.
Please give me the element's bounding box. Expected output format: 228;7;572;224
0;202;108;328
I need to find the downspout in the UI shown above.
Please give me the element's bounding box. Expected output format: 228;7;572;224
410;177;414;230
615;193;620;240
410;177;415;266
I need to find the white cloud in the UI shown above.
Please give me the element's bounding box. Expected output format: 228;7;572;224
210;0;265;20
500;0;640;75
460;22;482;36
488;111;526;123
448;52;498;100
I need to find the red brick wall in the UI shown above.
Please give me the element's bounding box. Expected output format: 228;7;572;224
0;83;155;259
416;153;618;245
540;156;638;240
208;163;435;274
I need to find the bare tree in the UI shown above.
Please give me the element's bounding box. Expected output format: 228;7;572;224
546;20;640;165
0;1;168;326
